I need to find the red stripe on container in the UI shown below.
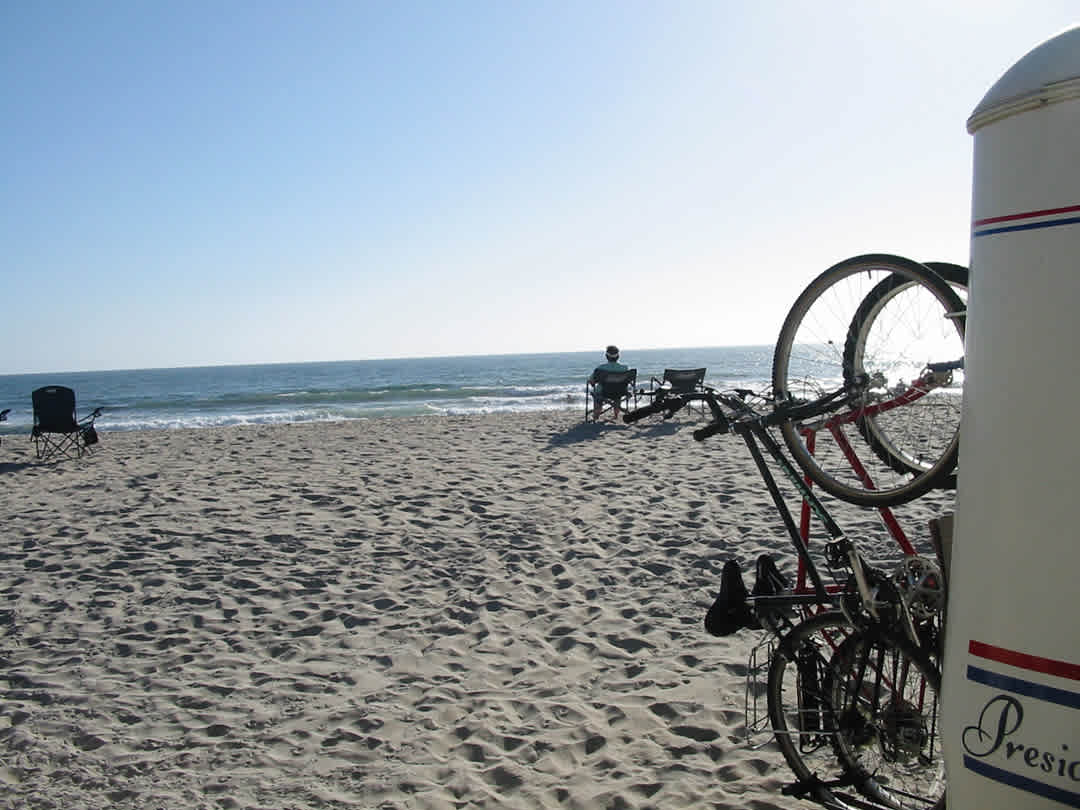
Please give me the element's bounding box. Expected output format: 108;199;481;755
974;203;1080;226
969;640;1080;681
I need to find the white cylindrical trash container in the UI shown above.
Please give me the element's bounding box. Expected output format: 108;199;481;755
942;24;1080;810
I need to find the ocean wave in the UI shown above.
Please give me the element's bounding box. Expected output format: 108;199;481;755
32;398;585;432
94;384;576;413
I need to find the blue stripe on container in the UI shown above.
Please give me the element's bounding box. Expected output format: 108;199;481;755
967;665;1080;709
963;755;1080;808
974;215;1080;237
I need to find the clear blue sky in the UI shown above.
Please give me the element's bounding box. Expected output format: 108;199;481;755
3;2;1076;373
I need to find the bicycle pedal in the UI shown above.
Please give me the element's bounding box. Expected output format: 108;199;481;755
782;774;826;799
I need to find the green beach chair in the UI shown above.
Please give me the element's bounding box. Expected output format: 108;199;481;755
586;369;638;422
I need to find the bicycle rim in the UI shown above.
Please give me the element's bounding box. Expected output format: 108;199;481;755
772;254;966;507
827;628;946;809
842;272;965;480
767;612;861;805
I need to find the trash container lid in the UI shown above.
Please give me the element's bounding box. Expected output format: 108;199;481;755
968;24;1080;133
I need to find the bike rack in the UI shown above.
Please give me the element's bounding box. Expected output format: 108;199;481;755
743;634;776;746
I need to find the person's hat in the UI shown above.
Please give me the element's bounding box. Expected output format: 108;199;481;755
605;345;620;361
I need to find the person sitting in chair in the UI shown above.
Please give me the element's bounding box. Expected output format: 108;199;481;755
588;345;629;420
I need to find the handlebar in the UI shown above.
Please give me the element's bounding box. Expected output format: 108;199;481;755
623;394;684;423
627;377;936;442
623;355;960;436
624;387;751;438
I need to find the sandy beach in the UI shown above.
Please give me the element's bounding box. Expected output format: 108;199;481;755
0;411;953;810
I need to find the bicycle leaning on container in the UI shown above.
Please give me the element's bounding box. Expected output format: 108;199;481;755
626;383;949;810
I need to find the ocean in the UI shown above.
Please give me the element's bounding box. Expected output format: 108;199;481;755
0;346;775;434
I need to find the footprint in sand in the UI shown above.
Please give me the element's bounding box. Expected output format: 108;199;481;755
648;702;679;720
672;725;720;743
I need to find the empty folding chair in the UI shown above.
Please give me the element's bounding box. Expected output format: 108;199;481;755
31;386;103;461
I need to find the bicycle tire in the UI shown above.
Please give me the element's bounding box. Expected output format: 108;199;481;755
826;624;945;808
771;254;966;507
841;263;968;482
767;611;860;806
923;262;969;290
926;262;968;495
767;611;945;810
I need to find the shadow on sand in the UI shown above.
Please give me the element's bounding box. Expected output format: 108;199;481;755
545;418;685;448
0;461;37;473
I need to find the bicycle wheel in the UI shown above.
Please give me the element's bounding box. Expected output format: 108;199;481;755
767;611;945;810
842;263;967;482
826;625;945;809
767;611;861;806
772;254;966;507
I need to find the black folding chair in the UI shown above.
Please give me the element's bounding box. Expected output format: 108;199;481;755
649;368;708;416
31;386;103;461
586;369;638;422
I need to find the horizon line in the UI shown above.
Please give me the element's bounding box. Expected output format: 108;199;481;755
0;343;776;378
